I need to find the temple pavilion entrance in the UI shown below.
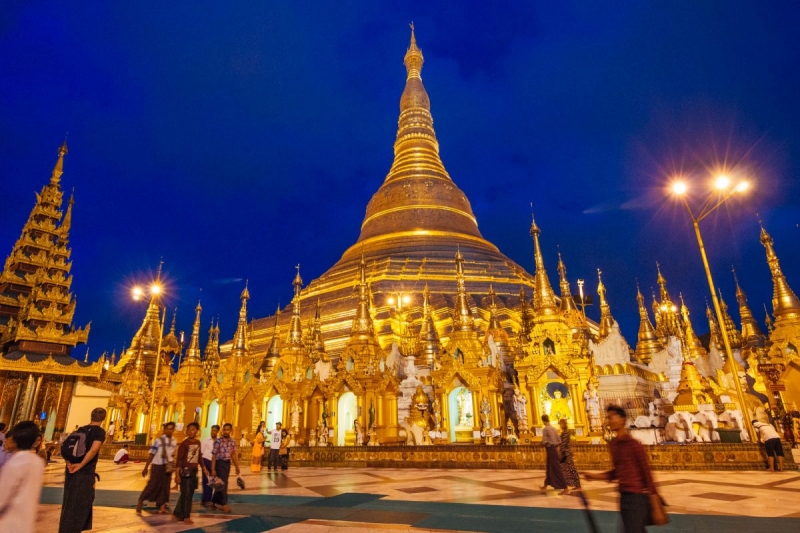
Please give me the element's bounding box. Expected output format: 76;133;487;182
337;391;357;446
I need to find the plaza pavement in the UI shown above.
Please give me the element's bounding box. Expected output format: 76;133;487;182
38;460;800;532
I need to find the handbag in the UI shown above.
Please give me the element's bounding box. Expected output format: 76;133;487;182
648;493;670;526
161;436;175;474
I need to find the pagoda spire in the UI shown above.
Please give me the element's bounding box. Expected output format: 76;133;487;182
679;294;707;360
310;298;326;357
350;255;375;336
530;215;557;315
718;290;743;350
356;25;482;243
706;301;723;349
597;268;615;339
635;284;662;364
203;318;220;377
452;247;476;331
418;283;442;365
0;142;89;355
732;268;765;345
759;223;800;320
556;252;578;314
182;301;202;364
50;139;68;184
231;282;250;357
287;267;305;348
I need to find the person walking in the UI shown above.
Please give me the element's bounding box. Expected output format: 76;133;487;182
200;424;219;509
210;422;241;513
584;405;665;533
540;415;569;494
0;421;46;532
267;422;282;471
559;418;581;491
753;420;785;472
172;422;201;525
136;422;176;514
250;421;265;473
59;407;107;533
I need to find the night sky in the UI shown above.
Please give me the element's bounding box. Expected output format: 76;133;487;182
2;2;799;360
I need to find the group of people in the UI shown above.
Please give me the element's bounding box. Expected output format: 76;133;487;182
250;421;291;472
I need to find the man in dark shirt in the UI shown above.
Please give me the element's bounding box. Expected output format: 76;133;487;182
584;405;658;533
172;422;201;524
58;407;107;533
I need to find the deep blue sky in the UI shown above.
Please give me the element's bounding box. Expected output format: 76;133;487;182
2;2;799;360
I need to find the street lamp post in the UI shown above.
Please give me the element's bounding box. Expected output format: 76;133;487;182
670;176;757;442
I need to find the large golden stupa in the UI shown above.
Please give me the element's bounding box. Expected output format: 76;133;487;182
249;27;535;356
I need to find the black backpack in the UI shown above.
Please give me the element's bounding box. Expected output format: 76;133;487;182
61;427;89;463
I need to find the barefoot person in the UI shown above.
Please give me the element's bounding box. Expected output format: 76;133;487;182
211;423;241;513
559;418;581;491
584;405;661;533
753;420;785;472
200;425;220;508
540;415;569;494
250;421;265;473
136;422;176;514
172;422;201;524
0;421;46;533
59;407;107;533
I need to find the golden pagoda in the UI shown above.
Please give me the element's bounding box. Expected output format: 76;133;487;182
0;142;102;437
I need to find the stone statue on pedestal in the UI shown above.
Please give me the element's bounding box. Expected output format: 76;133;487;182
480;396;492;430
513;388;529;432
584;381;602;432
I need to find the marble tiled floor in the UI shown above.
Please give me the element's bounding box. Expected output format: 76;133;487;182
38;461;800;532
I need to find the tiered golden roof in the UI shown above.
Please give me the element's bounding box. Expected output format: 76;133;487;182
596;268;615;339
0;141;90;355
635;285;662;364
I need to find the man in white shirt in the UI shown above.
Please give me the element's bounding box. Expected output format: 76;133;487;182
0;421;46;532
113;447;129;464
753;420;785;472
106;421;116;443
136;422;176;514
267;422;282;471
200;424;220;508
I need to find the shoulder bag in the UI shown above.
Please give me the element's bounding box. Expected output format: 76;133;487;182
161;436;175;474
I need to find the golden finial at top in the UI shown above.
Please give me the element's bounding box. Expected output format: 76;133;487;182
404;22;424;80
50;137;68;184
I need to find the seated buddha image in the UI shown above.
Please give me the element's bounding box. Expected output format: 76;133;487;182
543;383;572;422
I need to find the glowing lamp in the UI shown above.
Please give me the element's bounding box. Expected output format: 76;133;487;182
671;181;687;195
714;175;731;190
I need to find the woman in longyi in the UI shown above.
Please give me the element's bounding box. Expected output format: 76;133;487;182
250;421;265;473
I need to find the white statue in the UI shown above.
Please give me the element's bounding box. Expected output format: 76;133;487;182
290;399;302;434
583;382;601;432
313;358;332;382
456;388;472;426
317;422;328;446
513;387;529;432
386;342;401;374
403;355;418;380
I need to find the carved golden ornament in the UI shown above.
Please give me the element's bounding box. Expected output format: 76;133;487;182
0;353;102;377
525;353;579;381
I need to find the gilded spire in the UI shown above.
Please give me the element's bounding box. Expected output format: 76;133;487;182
530;216;557;315
50;138;68;184
60;192;74;236
556;252;578;314
350;255;375;336
203;318;220;376
732;268;765;345
764;304;774;333
356;26;481;243
311;298;326;356
231;282;250;357
679;294;707;360
759;223;800;319
718;290;743;350
452;247;476;331
287;267;305;347
706;301;722;349
263;306;282;371
635;284;662;364
518;286;533;338
597;268;615;339
418;283;442;366
183;300;202;364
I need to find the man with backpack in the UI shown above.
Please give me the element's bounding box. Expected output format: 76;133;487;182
136;422;176;514
58;407;107;533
